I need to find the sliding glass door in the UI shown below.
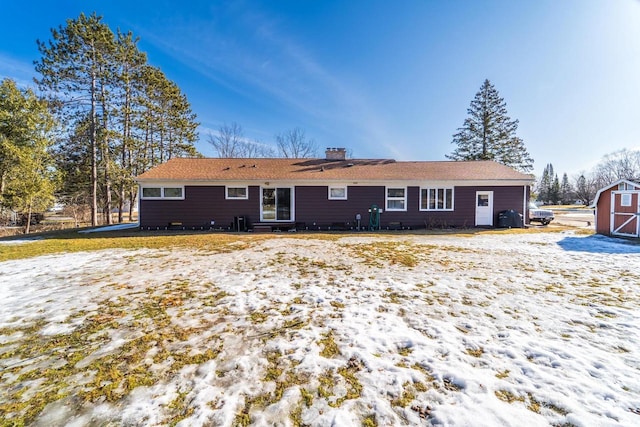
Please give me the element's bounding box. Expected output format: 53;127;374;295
261;187;292;221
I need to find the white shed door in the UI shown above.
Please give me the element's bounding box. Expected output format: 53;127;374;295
475;191;494;226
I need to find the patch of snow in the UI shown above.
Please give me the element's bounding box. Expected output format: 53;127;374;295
1;231;639;426
78;222;139;233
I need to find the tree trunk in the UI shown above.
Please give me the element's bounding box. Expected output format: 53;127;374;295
100;81;113;225
119;79;131;224
129;187;136;222
90;49;99;226
24;200;32;235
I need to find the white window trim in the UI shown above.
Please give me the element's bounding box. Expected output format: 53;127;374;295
419;187;455;211
141;186;185;200
226;186;249;200
328;185;348;200
621;193;632;207
163;187;184;199
385;187;407;211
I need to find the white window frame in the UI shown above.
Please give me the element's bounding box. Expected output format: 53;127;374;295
140;186;184;200
226;186;249;200
328;185;348;200
141;187;162;199
163;187;184;199
420;187;454;211
621;193;632;207
385;187;407;211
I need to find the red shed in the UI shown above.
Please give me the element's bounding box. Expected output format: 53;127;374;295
593;179;640;237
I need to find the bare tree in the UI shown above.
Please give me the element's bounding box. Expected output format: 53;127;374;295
243;140;276;158
572;172;598;206
209;122;277;158
275;127;318;158
593;149;640;186
208;122;244;158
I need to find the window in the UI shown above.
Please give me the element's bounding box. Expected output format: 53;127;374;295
621;193;632;207
328;186;347;200
386;187;406;211
226;186;248;199
163;187;183;198
142;187;162;198
141;186;184;199
420;188;454;211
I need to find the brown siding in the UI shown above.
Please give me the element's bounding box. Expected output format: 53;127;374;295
139;186;260;228
295;186;385;228
140;184;528;229
596;188;612;234
596;188;640;234
297;185;526;229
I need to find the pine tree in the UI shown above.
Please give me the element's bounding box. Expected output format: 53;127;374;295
447;79;533;172
560;173;573;205
537;163;554;203
35;12;116;226
550;174;561;205
36;13;200;225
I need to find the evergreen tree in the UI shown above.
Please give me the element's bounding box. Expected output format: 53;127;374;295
550;174;561;205
0;78;57;232
560;173;573;205
35;13;200;225
447;79;533;172
35;12;116;226
537;163;554;203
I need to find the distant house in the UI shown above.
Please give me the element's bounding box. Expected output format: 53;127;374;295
593;179;640;238
135;148;534;231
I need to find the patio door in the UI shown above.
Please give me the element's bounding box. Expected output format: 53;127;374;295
261;187;293;221
475;191;494;226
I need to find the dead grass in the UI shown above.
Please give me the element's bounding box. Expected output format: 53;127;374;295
0;231;262;262
0;280;224;425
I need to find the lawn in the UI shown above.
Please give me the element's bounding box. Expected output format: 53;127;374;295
1;229;639;426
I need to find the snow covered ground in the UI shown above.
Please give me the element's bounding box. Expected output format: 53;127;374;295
1;230;639;426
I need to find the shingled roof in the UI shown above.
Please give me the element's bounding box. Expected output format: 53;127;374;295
136;157;533;183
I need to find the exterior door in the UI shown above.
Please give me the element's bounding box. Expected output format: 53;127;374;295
475;191;494;226
261;187;293;221
610;191;640;237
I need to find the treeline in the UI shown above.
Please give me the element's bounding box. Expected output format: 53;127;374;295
536;149;640;205
1;13;200;230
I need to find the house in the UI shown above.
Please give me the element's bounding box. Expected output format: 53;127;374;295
135;148;534;231
593;179;640;238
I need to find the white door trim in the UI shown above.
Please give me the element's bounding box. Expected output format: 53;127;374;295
475;191;494;226
610;191;640;237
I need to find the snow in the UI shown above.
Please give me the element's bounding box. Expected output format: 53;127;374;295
1;230;640;426
77;222;139;233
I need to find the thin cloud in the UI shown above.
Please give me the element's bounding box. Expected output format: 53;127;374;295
134;7;401;157
0;53;37;88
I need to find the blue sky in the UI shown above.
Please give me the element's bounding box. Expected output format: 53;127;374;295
1;0;639;178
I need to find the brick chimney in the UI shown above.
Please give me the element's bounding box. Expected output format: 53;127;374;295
325;147;346;160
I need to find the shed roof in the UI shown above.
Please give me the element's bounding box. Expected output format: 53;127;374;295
136;157;534;183
592;179;640;207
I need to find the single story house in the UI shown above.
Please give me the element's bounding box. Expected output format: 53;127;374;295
135;148;534;231
593;179;640;238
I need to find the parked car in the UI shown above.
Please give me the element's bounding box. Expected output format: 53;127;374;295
529;202;554;225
